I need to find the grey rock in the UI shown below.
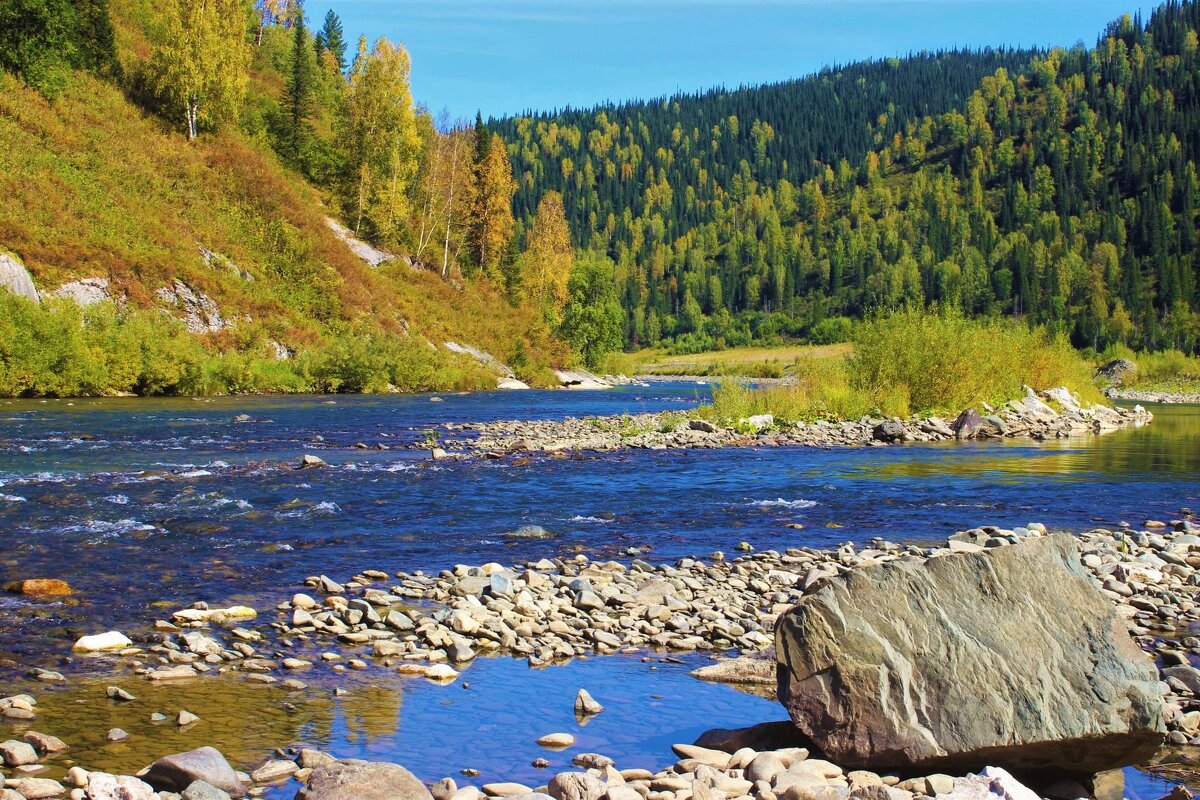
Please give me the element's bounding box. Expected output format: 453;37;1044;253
1162;665;1200;695
0;739;39;766
326;216;394;267
296;759;433;800
871;421;906;444
143;747;245;798
250;760;297;784
156;280;226;333
776;534;1165;774
547;772;605;800
48;277;111;306
950;409;983;440
183;781;233;800
574;689;604;716
5;777;64;799
693;721;812;753
691;651;776;685
23;731;67;755
745;752;786;784
1097;359;1138;387
0;252;39;302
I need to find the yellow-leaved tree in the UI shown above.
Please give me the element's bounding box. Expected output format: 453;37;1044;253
154;0;252;140
412;114;478;277
473;132;516;278
344;36;422;244
524;191;574;317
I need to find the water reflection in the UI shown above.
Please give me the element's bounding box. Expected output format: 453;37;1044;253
17;652;781;794
864;403;1200;482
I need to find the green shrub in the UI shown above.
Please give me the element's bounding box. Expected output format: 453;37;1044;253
1101;343;1200;390
849;307;1100;413
700;309;1102;423
808;316;855;344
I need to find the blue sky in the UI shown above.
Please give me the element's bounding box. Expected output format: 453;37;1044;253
319;0;1158;120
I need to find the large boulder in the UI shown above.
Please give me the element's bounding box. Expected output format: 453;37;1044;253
142;747;245;798
775;534;1164;776
1096;359;1137;387
295;759;433;800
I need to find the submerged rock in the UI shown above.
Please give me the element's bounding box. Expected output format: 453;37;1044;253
296;759;432;800
5;578;71;596
775;534;1164;775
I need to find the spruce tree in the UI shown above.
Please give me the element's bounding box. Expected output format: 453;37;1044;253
284;0;316;162
319;9;346;72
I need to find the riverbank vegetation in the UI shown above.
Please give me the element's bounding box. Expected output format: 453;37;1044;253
698;310;1102;423
0;293;496;396
1100;345;1200;394
607;343;851;379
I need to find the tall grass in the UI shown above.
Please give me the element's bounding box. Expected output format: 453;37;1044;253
702;309;1102;423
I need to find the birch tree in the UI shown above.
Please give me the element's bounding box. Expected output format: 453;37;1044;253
344;36;422;243
156;0;251;140
413;114;478;276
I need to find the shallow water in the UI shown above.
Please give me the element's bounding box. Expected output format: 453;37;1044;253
0;389;1197;794
17;653;782;793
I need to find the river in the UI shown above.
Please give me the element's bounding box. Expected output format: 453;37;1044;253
0;386;1197;796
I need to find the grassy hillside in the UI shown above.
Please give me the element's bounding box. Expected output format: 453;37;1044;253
0;2;567;396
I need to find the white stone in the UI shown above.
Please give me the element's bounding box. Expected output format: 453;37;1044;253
72;632;132;652
85;772;157;800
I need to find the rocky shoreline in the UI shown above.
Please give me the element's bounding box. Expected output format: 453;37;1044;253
4;509;1200;800
439;387;1152;455
1110;388;1200;405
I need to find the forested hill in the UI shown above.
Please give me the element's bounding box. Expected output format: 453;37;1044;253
0;0;570;396
492;49;1037;251
492;4;1200;355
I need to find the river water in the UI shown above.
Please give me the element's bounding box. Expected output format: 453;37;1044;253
0;386;1197;796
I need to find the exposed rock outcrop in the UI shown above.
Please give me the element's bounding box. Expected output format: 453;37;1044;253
775;534;1165;776
555;369;612;389
0;251;39;302
47;277;111;306
444;341;516;378
325;217;394;268
199;244;253;282
156;280;227;333
1097;358;1138;387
